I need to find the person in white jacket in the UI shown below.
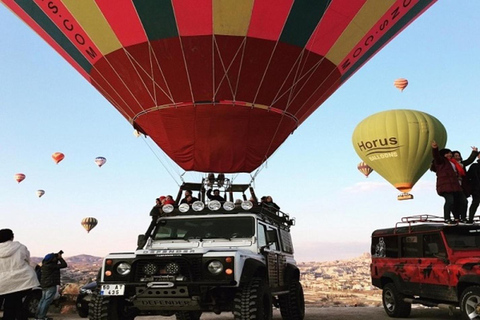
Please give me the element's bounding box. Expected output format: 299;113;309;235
0;229;40;320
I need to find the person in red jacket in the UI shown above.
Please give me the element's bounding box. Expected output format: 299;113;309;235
431;141;468;224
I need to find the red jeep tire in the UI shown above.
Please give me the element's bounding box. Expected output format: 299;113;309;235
460;286;480;320
382;283;411;318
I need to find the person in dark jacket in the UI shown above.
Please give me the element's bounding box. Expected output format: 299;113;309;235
431;141;467;224
452;147;479;197
207;189;225;202
35;251;67;320
467;154;480;223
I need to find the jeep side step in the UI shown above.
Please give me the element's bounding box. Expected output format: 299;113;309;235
403;298;456;315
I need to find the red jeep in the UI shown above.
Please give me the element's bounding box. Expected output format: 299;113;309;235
371;215;480;319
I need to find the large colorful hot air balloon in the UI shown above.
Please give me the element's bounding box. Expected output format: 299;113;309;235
94;157;107;167
1;1;436;173
357;162;373;178
36;189;45;198
394;78;409;92
81;217;98;233
352;109;447;200
14;173;26;184
52;152;65;164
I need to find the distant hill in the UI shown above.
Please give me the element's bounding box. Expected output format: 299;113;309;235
31;254;103;266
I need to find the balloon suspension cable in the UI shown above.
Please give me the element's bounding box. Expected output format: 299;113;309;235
140;136;181;187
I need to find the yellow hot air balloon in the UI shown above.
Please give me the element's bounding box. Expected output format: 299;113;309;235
352;109;447;200
357;162;373;178
394;78;409;92
81;217;98;233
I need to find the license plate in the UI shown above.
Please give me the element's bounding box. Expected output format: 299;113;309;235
101;284;125;296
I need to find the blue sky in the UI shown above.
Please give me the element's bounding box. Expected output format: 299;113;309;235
1;2;479;262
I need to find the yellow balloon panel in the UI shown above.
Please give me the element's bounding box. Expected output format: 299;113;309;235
352;109;447;193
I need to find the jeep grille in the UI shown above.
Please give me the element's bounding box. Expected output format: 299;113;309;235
133;256;203;281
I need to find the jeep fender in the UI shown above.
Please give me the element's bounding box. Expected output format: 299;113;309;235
283;264;300;284
239;258;268;286
378;272;404;289
457;275;480;299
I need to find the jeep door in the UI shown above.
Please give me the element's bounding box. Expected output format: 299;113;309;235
398;234;422;295
418;232;455;301
258;223;285;289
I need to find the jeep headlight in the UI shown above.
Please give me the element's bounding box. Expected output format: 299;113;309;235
179;203;190;213
208;200;221;211
192;201;205;211
162;204;174;213
207;260;224;275
116;262;131;275
241;200;253;210
223;201;235;211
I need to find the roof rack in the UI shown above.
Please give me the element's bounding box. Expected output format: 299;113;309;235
394;214;445;233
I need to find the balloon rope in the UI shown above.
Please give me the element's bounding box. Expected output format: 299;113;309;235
140;137;181;187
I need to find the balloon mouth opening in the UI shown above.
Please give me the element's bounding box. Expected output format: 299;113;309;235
394;183;413;193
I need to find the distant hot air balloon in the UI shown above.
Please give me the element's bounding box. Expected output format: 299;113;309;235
357;162;373;178
394;78;409;92
0;1;437;173
352;109;447;200
14;173;26;184
81;217;98;233
36;190;45;198
94;157;107;167
52;152;65;164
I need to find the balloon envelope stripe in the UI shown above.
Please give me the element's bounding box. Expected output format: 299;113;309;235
134;0;178;41
94;0;148;47
340;0;436;80
213;0;254;37
306;0;365;56
247;0;293;41
172;0;212;36
279;0;328;48
9;0;93;74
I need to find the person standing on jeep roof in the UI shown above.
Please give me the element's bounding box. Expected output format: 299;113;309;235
467;153;480;223
0;228;40;320
35;251;67;320
207;188;225;202
452;147;479;198
431;141;467;224
180;190;198;204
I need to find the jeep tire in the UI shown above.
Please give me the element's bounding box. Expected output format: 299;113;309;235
89;291;136;320
382;283;411;318
23;290;42;317
460;286;480;320
175;311;202;320
233;277;272;320
278;280;305;320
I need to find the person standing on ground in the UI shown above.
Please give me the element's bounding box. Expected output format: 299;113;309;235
35;251;67;320
468;154;480;223
0;228;40;320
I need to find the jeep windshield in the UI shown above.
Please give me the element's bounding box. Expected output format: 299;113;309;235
444;227;480;249
153;216;255;240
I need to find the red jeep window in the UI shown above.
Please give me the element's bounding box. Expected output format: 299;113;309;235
401;235;421;257
444;228;480;250
423;233;446;257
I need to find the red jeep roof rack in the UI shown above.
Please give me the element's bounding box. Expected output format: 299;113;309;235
394;214;445;233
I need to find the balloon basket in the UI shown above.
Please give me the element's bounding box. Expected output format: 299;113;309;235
398;193;414;201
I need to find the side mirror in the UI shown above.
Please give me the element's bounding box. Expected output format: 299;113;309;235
137;234;146;249
266;230;278;244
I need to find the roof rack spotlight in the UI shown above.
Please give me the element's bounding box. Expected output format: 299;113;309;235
223;201;235;211
398;193;414;201
192;201;205;212
178;203;190;213
208;200;221;211
162;204;174;214
241;200;253;210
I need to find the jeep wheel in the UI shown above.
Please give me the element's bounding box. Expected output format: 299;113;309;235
23;290;42;317
234;277;272;320
382;283;411;318
175;311;202;320
278;280;305;320
89;291;137;320
460;286;480;320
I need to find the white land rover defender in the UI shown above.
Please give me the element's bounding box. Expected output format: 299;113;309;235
89;177;304;320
